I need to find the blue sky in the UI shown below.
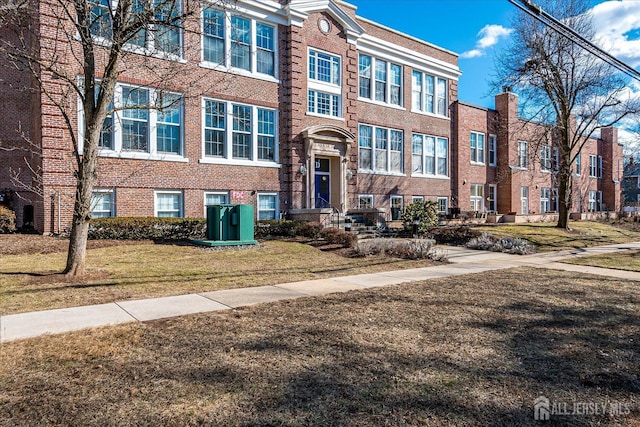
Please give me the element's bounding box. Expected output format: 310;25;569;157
349;0;640;113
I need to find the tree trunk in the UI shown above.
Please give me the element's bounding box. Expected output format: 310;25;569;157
556;161;573;230
63;129;99;277
64;218;89;276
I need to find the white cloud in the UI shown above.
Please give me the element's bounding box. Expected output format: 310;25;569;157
460;49;483;59
590;0;640;67
461;24;513;59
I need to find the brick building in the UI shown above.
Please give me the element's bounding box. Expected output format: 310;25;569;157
453;91;623;217
0;0;623;233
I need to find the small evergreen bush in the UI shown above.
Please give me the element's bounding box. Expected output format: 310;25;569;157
400;200;439;234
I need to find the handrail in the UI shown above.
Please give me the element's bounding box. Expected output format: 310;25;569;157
316;196;342;228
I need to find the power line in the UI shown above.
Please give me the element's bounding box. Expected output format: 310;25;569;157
508;0;640;82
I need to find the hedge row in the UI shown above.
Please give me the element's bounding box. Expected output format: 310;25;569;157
87;218;359;247
0;206;16;234
255;220;323;239
88;217;334;241
88;217;206;240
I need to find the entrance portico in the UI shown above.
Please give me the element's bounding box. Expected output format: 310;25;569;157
300;125;355;213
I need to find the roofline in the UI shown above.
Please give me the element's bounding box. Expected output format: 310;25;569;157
355;16;459;58
455;100;493;112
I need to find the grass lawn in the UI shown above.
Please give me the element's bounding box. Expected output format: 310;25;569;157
563;249;640;272
475;221;640;252
0;235;438;315
1;267;638;426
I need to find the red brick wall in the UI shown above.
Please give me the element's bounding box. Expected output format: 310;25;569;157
0;4;45;230
452;102;499;212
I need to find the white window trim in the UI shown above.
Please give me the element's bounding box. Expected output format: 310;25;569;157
154;190;184;217
520;186;529;214
358;194;374;209
598;155;603;179
87;0;186;63
79;83;187;162
307;47;343;119
470;131;485;165
199;97;279;167
91;188;115;217
358;124;405;176
488;134;497;167
199;7;279;81
411;70;449;118
470;183;484;212
358;53;404;108
390;195;403;220
411;133;448;179
204;191;229;216
517;141;528;169
575;153;581;176
589;155;598;178
487;184;497;212
257;192;279;220
588;190;597;211
540;145;551;172
411;196;424;203
437;196;448;214
540;187;551;213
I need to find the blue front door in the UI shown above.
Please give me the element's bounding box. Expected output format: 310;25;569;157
315;157;330;208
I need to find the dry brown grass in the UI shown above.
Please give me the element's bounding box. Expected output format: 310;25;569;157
1;267;638;426
0;235;438;315
562;249;640;272
474;221;640;252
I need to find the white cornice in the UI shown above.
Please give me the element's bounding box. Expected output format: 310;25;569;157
285;0;366;40
358;34;461;80
357;16;459;58
228;0;289;25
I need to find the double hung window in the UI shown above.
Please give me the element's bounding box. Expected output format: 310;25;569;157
308;49;342;118
202;8;276;77
203;98;277;163
359;125;403;174
412;70;448;116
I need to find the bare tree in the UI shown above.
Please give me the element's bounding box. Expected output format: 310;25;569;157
0;0;230;275
493;0;640;229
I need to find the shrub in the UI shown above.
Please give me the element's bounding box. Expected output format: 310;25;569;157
0;206;16;233
427;225;481;245
465;232;498;251
400;200;439;234
354;238;444;260
298;221;324;239
493;236;537;255
465;232;536;255
88;217;206;240
254;220;323;239
320;227;357;248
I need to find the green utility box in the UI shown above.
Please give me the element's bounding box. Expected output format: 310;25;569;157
198;204;257;247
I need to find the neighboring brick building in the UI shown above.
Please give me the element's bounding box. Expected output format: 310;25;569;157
453;91;623;216
0;0;623;233
623;158;640;207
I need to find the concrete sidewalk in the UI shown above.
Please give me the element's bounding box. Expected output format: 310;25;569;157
2;242;640;343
